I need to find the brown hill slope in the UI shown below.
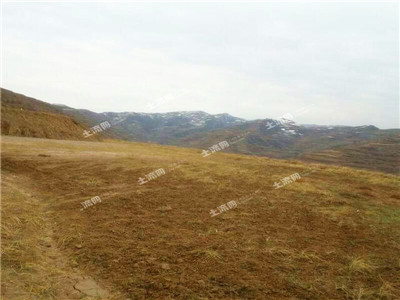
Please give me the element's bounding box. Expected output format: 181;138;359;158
1;89;100;141
298;134;400;174
177;121;400;174
2;88;398;175
2;136;400;299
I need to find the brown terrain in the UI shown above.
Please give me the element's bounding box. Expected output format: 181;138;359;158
2;135;400;299
1;89;100;141
2;88;399;175
298;135;400;175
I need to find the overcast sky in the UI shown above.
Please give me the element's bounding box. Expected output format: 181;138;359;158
2;1;399;128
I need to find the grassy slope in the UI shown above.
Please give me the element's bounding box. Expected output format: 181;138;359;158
2;136;400;299
1;89;100;141
3;88;398;175
298;135;400;175
1;170;117;299
177;124;400;175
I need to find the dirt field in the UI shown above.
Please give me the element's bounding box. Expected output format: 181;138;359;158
2;136;400;299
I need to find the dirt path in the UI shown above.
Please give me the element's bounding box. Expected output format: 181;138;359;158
1;172;117;299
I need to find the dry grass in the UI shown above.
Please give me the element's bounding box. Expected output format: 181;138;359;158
1;172;117;299
348;257;375;274
2;136;400;299
1;176;60;299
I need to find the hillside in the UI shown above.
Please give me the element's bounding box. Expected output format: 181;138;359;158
1;89;100;141
52;99;400;175
2;88;399;174
177;120;400;174
58;107;247;143
298;134;400;174
2;136;400;299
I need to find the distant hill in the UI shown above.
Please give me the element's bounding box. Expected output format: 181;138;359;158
298;133;400;174
57;107;247;143
1;89;100;141
2;88;399;174
176;120;399;174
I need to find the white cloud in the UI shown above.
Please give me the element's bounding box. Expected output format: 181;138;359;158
2;2;399;128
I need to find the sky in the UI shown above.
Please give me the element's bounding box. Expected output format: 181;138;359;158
2;1;399;128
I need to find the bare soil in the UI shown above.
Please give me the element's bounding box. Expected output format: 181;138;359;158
2;136;400;299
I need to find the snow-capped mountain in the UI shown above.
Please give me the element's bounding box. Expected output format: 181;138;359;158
103;111;246;129
57;107;247;143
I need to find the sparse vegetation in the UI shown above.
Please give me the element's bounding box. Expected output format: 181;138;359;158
2;136;399;299
1;89;101;141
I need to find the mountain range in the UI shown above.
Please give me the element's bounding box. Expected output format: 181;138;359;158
2;88;399;174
